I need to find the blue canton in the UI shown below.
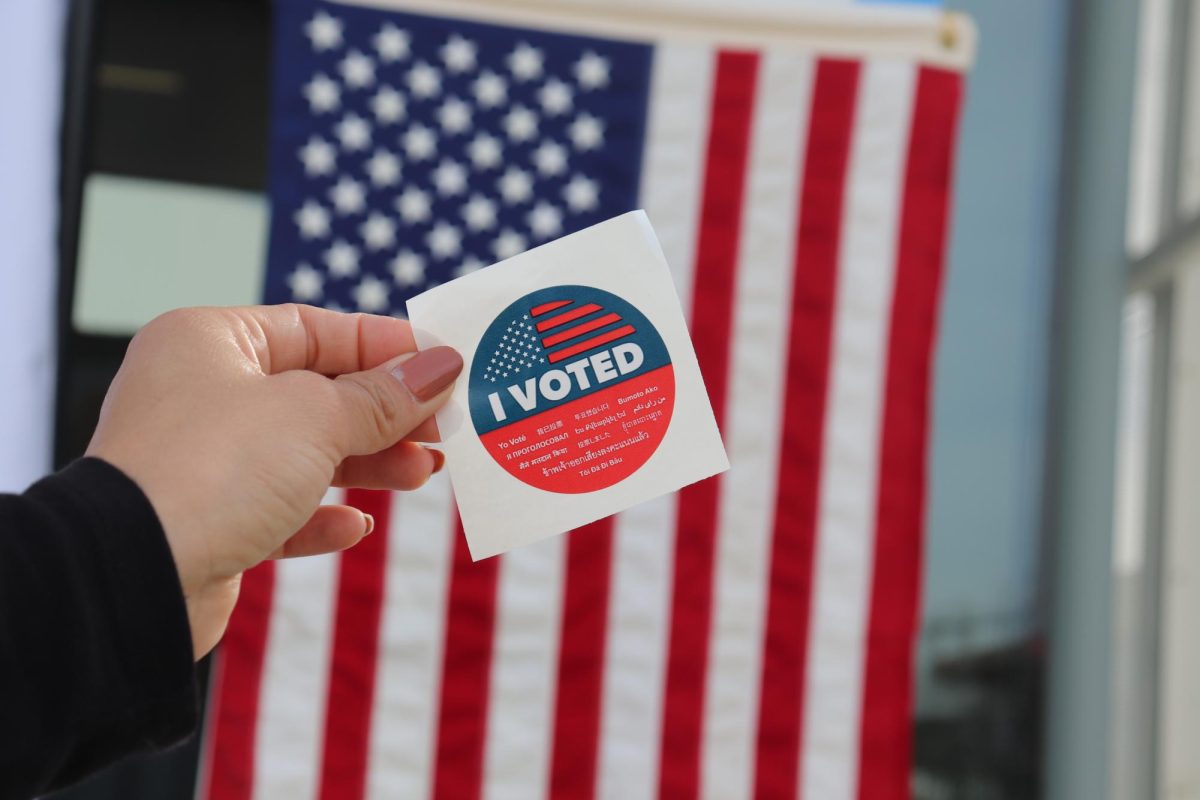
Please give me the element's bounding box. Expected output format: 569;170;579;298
262;0;653;317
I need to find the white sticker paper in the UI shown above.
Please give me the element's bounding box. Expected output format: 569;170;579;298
406;211;729;560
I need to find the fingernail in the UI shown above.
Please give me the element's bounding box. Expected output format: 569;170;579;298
427;448;446;474
391;346;464;402
363;513;375;536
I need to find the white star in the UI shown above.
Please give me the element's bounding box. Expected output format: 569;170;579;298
339;51;375;89
503;105;538;142
532;140;567;176
564;174;599;212
437;97;472;134
493;228;527;260
432;159;468;197
287;263;324;301
374;24;411;62
395;186;431;223
406;61;441;99
298;137;336;176
527;202;563;239
294;201;330;239
370;87;405;124
454;256;485;278
461;193;497;232
538;78;573;116
303;74;340;113
329;177;366;215
574;52;611;90
498;167;533;205
468;133;502;170
426;222;462;259
472;70;507;108
324;240;360;277
440;35;477;73
364;150;401;187
335;114;371;151
305;12;343;52
391;249;425;286
402;123;437;161
353;275;390;312
569;113;604;150
360;212;396;250
507;42;543;81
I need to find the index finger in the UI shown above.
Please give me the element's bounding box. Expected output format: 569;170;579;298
238;303;418;375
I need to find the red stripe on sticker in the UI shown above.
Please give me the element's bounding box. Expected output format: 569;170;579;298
536;303;603;332
546;325;637;364
531;300;572;317
660;49;760;799
317;489;392;800
432;519;500;800
857;66;963;800
548;518;616;800
541;312;623;348
754;57;860;800
202;561;276;800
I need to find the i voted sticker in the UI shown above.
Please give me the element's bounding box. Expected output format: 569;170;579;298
468;285;675;493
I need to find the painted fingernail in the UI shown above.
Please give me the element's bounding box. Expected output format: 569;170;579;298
428;448;446;474
363;513;375;536
391;346;464;402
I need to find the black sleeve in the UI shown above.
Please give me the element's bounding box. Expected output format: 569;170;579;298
0;458;198;800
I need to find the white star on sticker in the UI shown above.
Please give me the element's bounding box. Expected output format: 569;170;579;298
329;177;366;215
497;167;534;205
324;240;360;277
339;51;375;89
370;87;405;124
569;113;604;150
437;97;472;134
305;12;343;52
454;256;485;278
538;78;573;116
461;194;498;232
532;140;567;176
374;24;410;62
298;137;336;176
395;186;432;223
493;228;527;260
564;174;599;212
432;159;468;196
360;212;396;250
527;202;563;239
406;61;442;99
303;74;340;113
294;201;330;239
472;70;508;108
503;105;538;142
507;42;543;81
440;35;477;73
426;222;463;259
574;52;611;90
287;263;324;301
353;275;390;312
364;150;401;187
391;249;425;286
335;114;371;151
468;133;502;170
402;123;437;161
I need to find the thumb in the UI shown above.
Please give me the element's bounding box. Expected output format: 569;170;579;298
330;345;463;457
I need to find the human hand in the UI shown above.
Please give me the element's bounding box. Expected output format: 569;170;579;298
85;304;463;659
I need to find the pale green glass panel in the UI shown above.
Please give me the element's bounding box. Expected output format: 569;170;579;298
74;174;268;336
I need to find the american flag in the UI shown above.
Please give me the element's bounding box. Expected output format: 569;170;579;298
200;1;965;799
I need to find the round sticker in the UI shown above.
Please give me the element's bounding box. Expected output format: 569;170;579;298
469;285;675;494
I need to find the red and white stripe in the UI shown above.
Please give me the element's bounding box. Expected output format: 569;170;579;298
198;42;962;800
